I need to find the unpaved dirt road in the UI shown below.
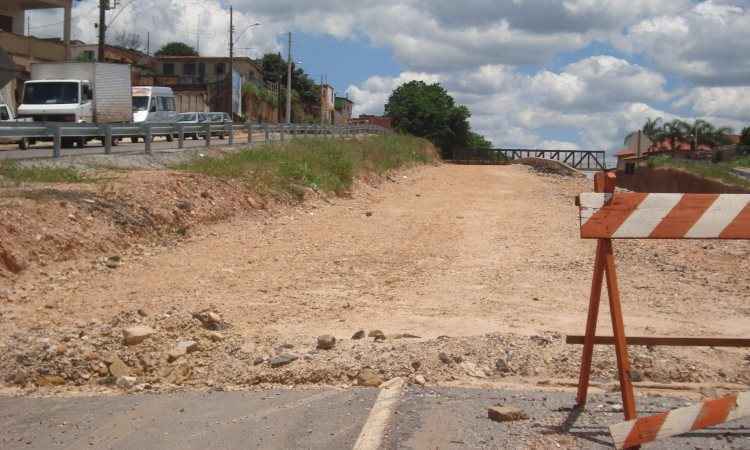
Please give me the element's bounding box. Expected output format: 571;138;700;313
2;164;749;393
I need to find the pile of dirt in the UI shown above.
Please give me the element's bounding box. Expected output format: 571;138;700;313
0;170;269;278
3;305;748;395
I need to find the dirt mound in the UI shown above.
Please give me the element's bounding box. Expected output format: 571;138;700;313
0;170;268;277
3;305;747;395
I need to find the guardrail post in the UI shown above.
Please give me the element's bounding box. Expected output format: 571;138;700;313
204;122;211;147
280;125;285;142
227;122;233;145
177;124;184;149
144;124;152;154
247;122;253;144
104;124;112;154
264;124;270;143
52;124;61;158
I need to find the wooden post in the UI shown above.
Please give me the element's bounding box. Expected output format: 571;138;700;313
576;239;606;406
603;238;637;421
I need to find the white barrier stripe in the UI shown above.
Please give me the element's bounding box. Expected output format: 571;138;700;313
727;392;750;422
654;402;702;441
612;193;682;238
579;192;609;224
686;195;749;238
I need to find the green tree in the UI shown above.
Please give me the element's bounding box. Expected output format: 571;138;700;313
741;127;750;145
385;81;473;157
155;42;199;56
467;132;493;150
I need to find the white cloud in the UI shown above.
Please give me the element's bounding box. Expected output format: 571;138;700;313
618;1;750;85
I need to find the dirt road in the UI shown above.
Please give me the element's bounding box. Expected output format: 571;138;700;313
2;164;749;393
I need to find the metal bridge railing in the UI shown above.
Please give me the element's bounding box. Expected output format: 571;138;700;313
0;122;389;159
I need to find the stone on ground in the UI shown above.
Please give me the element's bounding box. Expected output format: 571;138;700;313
122;326;155;345
269;353;298;368
357;368;383;387
488;405;529;422
317;335;336;350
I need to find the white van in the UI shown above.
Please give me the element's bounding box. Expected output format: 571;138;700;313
131;86;177;142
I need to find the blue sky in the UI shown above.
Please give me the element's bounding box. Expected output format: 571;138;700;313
30;0;750;153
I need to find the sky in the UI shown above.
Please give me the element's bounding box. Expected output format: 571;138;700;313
28;0;750;153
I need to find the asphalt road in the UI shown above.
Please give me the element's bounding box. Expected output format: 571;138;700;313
2;387;749;449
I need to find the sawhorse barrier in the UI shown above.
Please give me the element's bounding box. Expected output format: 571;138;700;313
571;171;750;449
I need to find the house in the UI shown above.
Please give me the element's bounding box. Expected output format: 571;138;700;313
0;0;73;111
334;96;353;125
615;136;742;171
350;114;392;129
155;56;264;117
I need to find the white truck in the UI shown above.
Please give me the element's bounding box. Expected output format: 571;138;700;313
17;62;132;147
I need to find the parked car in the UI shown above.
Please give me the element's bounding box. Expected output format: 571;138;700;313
0;103;34;149
206;112;232;139
175;112;207;140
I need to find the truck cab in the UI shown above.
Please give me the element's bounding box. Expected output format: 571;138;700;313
17;79;93;123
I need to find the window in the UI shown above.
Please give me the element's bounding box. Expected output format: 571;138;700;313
184;63;196;76
81;83;93;102
0;15;12;33
160;97;175;111
163;63;175;75
132;96;149;112
0;106;9;121
83;50;95;61
216;63;225;75
23;82;79;105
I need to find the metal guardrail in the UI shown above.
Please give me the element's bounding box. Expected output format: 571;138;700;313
0;122;388;158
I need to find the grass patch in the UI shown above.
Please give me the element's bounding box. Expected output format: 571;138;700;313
647;155;750;189
0;162;90;184
175;134;436;198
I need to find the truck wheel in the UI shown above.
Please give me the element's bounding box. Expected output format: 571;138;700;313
166;134;174;142
131;136;140;143
192;134;198;140
18;138;29;150
76;137;86;148
112;138;119;147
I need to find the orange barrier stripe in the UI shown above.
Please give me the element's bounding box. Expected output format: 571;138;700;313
649;194;717;239
720;203;750;239
581;193;648;238
622;412;667;448
692;395;736;431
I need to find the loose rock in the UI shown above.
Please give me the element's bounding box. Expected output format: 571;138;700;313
488;405;529;422
107;355;131;378
438;352;452;364
368;330;386;341
122;326;155;345
317;335;336;350
357;368;383;387
269;353;298;368
37;375;65;386
414;374;426;386
351;330;366;340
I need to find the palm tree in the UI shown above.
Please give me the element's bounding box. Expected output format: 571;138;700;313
642;117;663;141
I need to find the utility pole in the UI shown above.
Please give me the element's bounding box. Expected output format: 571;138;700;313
229;5;234;116
320;74;324;126
286;32;292;124
98;0;107;61
146;32;150;56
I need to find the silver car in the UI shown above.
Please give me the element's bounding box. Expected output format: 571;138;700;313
176;112;208;140
206;112;232;139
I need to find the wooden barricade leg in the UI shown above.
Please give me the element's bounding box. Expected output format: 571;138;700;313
602;238;637;421
576;239;606;406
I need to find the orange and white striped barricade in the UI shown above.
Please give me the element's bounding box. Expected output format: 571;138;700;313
610;391;750;449
572;171;750;448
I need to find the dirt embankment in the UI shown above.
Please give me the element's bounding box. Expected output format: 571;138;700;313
0;170;274;280
1;163;749;397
